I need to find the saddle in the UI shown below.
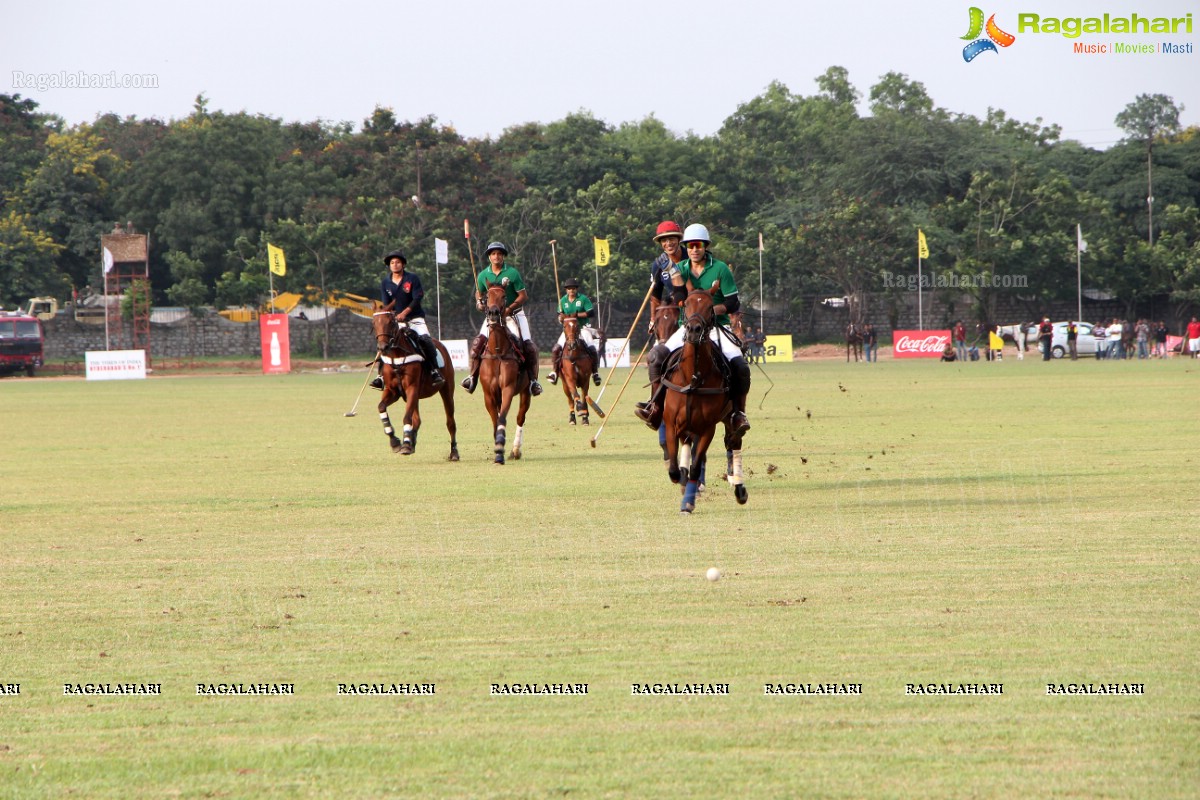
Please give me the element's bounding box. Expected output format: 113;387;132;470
662;335;731;395
400;327;422;354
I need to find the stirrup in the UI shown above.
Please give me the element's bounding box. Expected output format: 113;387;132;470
730;411;750;435
546;371;558;385
529;380;543;396
370;376;383;391
592;373;601;386
429;370;444;386
634;401;660;429
461;375;477;393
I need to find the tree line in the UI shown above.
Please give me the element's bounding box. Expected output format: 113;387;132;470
2;67;1197;332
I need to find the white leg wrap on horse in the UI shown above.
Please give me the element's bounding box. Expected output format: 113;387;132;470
679;442;692;474
514;426;524;449
729;450;744;486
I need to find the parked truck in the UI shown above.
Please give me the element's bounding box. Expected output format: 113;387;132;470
0;311;45;377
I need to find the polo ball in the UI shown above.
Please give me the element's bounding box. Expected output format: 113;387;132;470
706;567;721;582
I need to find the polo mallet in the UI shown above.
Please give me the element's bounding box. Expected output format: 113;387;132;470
589;332;653;448
550;239;562;307
592;282;654;409
464;219;480;303
344;354;380;417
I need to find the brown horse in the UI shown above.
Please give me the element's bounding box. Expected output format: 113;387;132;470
846;322;863;362
651;302;726;480
558;317;595;426
661;289;748;513
371;302;458;460
652;302;680;344
479;284;531;464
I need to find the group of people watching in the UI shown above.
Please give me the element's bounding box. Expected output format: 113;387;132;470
1089;318;1169;360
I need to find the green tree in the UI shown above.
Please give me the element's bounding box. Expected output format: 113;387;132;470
793;193;906;327
15;127;120;290
0;211;67;307
1115;93;1184;244
0;94;56;210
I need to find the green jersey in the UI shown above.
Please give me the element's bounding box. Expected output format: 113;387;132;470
558;293;594;318
684;255;738;327
476;265;526;306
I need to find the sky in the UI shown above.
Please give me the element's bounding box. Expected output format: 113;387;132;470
4;0;1197;149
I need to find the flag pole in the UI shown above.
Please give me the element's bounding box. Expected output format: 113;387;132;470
1076;224;1084;325
435;249;442;340
757;232;765;331
916;229;927;330
917;252;923;331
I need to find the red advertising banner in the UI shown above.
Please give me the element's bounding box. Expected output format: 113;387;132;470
892;329;951;359
260;314;291;374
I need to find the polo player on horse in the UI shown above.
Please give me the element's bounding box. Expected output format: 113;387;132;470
371;248;444;391
460;241;543;398
547;277;602;388
635;223;751;436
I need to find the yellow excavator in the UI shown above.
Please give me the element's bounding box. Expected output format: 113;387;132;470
218;289;374;322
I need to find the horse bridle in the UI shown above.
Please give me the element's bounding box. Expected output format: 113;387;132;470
683;305;712;346
563;317;582;356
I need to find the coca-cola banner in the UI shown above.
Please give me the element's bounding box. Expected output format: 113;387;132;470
892;330;951;359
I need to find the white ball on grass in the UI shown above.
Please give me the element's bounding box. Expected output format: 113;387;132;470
706;567;721;582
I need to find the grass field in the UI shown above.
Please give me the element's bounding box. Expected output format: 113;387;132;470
1;356;1197;799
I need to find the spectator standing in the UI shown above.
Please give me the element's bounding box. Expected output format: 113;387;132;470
1109;319;1125;360
1187;316;1200;358
863;324;878;363
1153;321;1169;358
1066;321;1079;360
953;320;967;361
1135;319;1150;359
752;327;766;364
1037;317;1054;361
1093;321;1108;359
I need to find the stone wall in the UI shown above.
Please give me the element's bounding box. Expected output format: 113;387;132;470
40;290;1174;361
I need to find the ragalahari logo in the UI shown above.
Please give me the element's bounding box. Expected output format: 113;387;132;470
962;7;1016;61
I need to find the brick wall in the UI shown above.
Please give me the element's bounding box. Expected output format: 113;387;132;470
40;291;1165;361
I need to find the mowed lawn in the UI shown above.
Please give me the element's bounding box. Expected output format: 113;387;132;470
0;355;1196;799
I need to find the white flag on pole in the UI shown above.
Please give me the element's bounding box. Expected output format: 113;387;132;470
435;238;449;265
1077;224;1088;253
102;246;114;273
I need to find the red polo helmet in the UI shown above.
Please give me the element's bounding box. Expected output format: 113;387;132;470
653;221;683;241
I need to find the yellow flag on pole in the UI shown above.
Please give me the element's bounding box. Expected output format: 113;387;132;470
593;237;610;266
917;229;929;259
267;243;287;276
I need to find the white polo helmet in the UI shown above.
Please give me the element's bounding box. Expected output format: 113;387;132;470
681;223;711;245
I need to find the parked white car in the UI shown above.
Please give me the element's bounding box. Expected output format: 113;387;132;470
1040;321;1098;358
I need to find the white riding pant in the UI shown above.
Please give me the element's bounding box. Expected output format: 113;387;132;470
554;324;597;348
477;308;532;341
401;318;430;337
664;324;744;361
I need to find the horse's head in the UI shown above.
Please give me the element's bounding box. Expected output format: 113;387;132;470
372;301;398;352
485;285;508;327
562;315;580;344
653;304;680;342
682;289;715;345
